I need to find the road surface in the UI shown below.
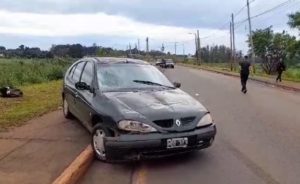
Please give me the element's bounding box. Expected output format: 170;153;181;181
80;65;300;184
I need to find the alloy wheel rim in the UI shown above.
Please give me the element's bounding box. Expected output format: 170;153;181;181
93;129;106;158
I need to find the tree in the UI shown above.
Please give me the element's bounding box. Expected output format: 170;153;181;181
18;45;25;51
51;45;69;57
97;47;107;57
288;12;300;31
200;45;231;63
288;12;300;61
69;44;83;58
251;27;297;74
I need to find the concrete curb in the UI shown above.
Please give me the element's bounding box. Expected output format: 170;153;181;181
52;145;94;184
181;64;300;93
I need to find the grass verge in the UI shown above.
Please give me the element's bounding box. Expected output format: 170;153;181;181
0;80;62;130
180;62;300;83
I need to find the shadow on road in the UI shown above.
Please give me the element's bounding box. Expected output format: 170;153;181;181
141;151;208;167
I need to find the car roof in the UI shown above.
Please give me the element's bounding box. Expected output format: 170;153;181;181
87;57;150;65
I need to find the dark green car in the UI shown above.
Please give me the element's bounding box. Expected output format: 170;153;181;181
62;57;216;161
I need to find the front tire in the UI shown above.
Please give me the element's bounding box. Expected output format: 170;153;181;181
92;124;111;161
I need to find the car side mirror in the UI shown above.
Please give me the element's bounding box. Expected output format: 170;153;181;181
173;82;181;88
75;82;90;91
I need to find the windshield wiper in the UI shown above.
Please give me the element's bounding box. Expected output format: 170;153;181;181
133;80;175;89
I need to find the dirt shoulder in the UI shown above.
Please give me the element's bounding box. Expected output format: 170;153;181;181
0;110;90;184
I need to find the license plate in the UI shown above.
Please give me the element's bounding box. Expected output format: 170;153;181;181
166;137;188;149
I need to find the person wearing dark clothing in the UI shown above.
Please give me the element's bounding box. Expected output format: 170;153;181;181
239;56;251;94
276;59;286;82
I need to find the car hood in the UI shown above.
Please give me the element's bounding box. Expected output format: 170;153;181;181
104;89;208;132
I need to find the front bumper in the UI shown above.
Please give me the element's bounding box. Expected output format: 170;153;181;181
104;124;216;160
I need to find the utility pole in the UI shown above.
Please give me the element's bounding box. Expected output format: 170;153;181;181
189;32;199;63
129;43;132;55
197;30;201;65
174;42;177;55
137;39;140;54
231;13;236;70
230;22;233;71
146;37;149;53
195;34;199;64
247;0;256;73
182;43;185;55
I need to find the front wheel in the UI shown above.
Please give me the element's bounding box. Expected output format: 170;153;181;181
92;124;111;161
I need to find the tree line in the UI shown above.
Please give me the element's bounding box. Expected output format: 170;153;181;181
250;12;300;74
199;45;240;63
0;43;167;59
0;44;107;58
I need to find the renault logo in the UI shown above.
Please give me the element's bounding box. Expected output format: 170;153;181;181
175;119;181;127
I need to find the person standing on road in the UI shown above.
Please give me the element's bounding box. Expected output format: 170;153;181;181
239;55;251;94
276;58;286;82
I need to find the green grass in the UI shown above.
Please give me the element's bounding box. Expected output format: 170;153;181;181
0;58;73;87
0;58;73;130
284;68;300;82
0;80;62;130
0;58;72;130
181;61;300;82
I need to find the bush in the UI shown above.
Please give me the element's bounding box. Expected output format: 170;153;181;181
47;66;65;80
284;69;300;81
0;58;74;87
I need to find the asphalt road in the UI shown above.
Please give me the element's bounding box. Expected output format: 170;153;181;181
80;65;300;184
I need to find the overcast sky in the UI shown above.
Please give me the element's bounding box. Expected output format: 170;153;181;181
0;0;299;54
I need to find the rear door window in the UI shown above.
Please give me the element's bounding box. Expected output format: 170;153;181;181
72;61;86;82
68;64;77;78
81;61;94;85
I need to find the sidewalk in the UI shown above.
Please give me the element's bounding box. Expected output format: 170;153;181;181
0;110;90;184
180;63;300;92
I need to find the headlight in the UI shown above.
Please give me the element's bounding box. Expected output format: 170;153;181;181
118;120;157;133
197;113;213;127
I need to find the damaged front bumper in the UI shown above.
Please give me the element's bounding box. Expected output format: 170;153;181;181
104;124;216;161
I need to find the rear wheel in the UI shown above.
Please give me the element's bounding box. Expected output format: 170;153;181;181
92;124;111;161
63;98;73;119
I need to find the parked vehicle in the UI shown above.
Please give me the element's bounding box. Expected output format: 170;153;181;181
161;59;175;68
62;57;216;161
155;59;163;66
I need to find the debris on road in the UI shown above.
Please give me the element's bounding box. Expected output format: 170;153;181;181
0;86;23;98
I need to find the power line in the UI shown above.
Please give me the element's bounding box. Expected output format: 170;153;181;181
197;0;253;40
248;0;300;28
251;0;293;19
234;0;256;17
200;0;257;40
235;0;295;26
